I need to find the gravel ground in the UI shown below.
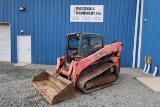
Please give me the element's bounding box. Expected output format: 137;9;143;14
0;62;160;107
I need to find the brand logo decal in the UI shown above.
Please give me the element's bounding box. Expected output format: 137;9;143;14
94;50;105;59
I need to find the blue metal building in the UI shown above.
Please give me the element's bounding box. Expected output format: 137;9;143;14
0;0;136;67
140;0;160;76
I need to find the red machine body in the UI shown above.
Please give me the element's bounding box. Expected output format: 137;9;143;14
32;33;123;104
56;42;122;85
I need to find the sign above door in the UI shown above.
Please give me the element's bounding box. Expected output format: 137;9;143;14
70;5;104;22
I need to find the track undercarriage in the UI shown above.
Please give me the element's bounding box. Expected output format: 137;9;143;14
76;63;118;93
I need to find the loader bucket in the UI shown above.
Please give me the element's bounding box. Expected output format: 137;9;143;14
32;70;75;104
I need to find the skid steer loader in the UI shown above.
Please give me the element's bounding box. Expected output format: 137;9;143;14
32;33;123;104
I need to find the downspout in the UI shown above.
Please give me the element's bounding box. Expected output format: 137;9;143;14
137;0;144;68
132;0;140;68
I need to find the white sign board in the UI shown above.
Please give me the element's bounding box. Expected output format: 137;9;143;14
70;5;104;22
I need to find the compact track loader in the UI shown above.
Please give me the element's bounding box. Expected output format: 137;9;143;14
32;33;123;104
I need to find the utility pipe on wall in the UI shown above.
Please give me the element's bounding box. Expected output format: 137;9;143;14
143;56;148;72
146;65;150;73
153;66;158;76
143;63;147;72
146;57;152;73
137;0;144;68
132;0;140;68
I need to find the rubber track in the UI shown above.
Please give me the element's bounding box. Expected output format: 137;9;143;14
76;63;118;93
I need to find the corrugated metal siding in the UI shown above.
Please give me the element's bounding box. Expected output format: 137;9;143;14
140;0;160;75
0;0;136;67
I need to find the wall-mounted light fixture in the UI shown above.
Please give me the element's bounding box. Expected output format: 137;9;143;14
19;7;25;11
21;30;24;33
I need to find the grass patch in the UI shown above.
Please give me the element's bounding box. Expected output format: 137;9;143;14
37;68;46;72
133;77;137;79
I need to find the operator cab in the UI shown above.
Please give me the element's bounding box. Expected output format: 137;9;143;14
66;33;104;62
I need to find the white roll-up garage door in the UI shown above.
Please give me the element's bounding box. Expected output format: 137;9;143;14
0;24;11;62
